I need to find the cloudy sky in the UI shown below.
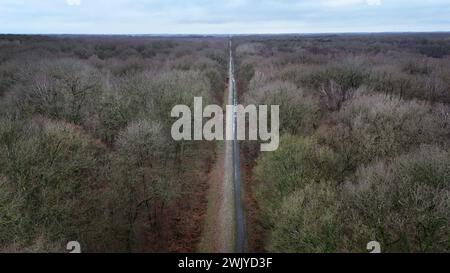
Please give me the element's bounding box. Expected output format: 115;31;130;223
1;0;450;34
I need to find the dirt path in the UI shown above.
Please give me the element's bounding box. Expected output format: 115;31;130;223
198;92;235;252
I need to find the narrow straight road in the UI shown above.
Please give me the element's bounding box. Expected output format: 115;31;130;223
229;39;246;253
199;39;245;253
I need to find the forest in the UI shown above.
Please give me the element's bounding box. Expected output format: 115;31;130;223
234;33;450;253
0;33;449;252
0;35;227;252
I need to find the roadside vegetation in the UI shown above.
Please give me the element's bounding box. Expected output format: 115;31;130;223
0;35;227;252
235;34;450;253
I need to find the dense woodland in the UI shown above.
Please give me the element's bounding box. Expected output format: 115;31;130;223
0;34;449;253
0;35;227;252
234;33;450;252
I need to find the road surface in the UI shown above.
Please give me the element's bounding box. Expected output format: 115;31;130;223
199;39;245;253
229;39;246;253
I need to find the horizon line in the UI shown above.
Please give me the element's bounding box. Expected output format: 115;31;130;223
1;30;450;37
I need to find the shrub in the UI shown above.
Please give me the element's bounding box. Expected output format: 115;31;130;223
367;60;450;104
236;43;265;56
0;118;100;250
203;67;225;101
269;182;341;253
254;135;342;218
0;61;20;96
295;58;369;93
150;70;213;123
341;145;450;252
106;119;179;250
115;120;168;167
418;44;450;58
236;60;256;94
97;70;212;143
7;59;103;125
368;67;408;95
401;58;433;75
244;81;320;135
335;92;447;166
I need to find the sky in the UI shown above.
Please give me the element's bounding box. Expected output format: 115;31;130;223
1;0;450;34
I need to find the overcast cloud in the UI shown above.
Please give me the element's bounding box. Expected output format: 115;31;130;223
1;0;449;34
